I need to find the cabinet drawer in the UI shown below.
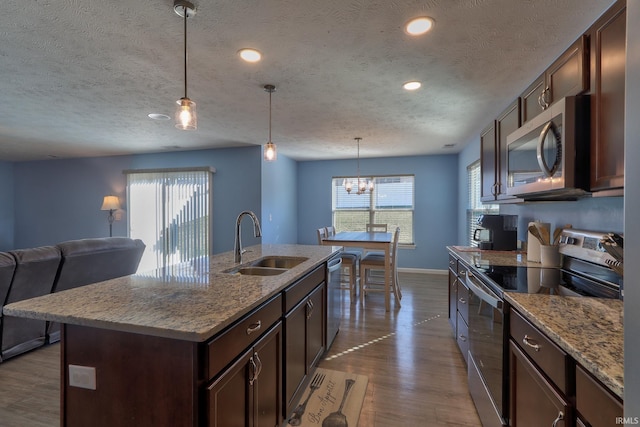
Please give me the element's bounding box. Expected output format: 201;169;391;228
207;294;282;380
456;312;469;365
283;265;325;313
510;309;569;394
448;255;457;273
457;274;470;324
576;364;623;426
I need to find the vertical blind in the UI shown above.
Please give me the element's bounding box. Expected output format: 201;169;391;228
332;175;414;244
125;168;213;273
467;161;498;245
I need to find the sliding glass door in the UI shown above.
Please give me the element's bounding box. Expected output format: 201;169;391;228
126;168;213;273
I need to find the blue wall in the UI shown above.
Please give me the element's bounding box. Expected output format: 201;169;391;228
11;147;264;254
0;161;14;251
261;154;298;244
297;154;459;270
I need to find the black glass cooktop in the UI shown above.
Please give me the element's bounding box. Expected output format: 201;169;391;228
472;264;621;299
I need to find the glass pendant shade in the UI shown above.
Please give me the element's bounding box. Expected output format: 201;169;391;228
175;97;197;130
264;141;277;161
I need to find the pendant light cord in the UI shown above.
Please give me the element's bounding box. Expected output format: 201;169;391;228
183;6;188;98
268;89;272;142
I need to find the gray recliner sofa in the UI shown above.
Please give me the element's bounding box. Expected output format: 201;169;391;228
0;237;145;361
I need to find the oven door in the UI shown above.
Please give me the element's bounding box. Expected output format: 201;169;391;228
464;271;507;426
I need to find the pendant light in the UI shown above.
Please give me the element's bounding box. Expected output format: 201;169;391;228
344;137;373;195
263;84;277;161
174;0;197;130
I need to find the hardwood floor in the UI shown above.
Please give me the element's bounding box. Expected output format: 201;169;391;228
320;272;481;426
0;272;480;426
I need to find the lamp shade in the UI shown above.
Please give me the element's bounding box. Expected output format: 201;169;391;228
101;196;120;211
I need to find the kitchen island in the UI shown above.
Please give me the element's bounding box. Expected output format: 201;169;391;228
3;244;341;427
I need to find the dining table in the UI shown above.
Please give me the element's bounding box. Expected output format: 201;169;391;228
321;231;394;311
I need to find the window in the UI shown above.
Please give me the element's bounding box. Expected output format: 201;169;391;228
125;167;214;273
467;161;498;245
331;175;414;245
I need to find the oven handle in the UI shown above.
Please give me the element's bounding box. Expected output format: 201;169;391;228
536;120;562;177
463;271;503;311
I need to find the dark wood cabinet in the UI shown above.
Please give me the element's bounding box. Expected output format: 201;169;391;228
480;121;498;202
509;340;571;427
480;100;521;202
520;36;589;124
575;364;623;427
284;282;326;416
448;255;457;333
589;0;626;193
207;322;282;427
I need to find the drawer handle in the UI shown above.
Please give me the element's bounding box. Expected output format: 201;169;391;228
306;300;315;319
523;334;541;352
458;297;466;305
458;334;467;342
246;321;262;335
248;355;258;385
552;410;564;427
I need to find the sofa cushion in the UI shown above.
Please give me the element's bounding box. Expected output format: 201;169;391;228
53;237;145;293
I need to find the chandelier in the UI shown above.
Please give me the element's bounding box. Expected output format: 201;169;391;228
344;137;373;195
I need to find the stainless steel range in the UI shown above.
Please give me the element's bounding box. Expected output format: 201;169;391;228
464;228;623;426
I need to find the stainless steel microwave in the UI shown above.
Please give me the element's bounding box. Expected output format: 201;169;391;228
505;96;590;199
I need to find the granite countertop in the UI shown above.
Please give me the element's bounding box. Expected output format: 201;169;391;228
505;293;623;399
447;246;624;400
3;244;340;343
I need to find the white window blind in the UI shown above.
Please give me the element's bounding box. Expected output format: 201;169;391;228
467;161;498;245
126;167;213;273
332;175;414;245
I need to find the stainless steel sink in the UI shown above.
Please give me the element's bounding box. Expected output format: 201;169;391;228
230;267;287;276
224;256;308;276
248;256;308;269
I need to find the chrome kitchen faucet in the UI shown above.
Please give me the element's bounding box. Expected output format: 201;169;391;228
234;211;262;263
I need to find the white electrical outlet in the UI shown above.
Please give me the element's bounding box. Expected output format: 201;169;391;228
68;364;97;390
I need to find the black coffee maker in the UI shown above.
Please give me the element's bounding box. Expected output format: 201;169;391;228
473;214;518;251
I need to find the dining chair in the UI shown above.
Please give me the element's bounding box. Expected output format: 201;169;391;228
366;223;388;232
323;226;361;303
359;226;402;307
316;227;328;244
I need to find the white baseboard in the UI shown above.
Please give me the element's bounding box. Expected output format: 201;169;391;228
398;267;448;275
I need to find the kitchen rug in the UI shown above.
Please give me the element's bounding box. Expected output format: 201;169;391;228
287;368;368;427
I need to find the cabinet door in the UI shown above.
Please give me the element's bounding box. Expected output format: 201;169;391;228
480;121;498;202
207;323;282;427
253;323;283;427
207;347;252;427
496;99;521;200
575;364;623;427
284;297;308;415
448;267;457;333
509;340;571;427
547;35;589;104
521;74;546;124
590;0;626;191
306;284;325;369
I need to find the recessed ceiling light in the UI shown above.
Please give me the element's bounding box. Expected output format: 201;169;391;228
148;113;171;121
405;16;435;36
238;48;262;63
403;81;422;91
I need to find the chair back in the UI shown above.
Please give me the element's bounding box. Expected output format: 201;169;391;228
316;227;327;245
325;226;336;237
391;227;401;264
366;223;388;232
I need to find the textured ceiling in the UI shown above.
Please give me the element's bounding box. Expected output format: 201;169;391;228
0;0;615;161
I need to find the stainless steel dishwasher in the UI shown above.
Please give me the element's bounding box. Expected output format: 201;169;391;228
326;254;342;348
